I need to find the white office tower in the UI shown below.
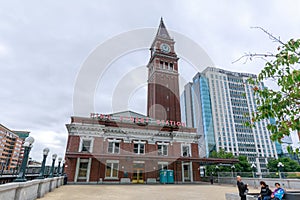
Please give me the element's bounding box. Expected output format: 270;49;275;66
182;67;278;173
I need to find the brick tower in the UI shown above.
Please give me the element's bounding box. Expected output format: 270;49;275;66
147;18;181;122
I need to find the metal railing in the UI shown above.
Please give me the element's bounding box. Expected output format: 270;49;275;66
218;172;300;179
0;166;61;184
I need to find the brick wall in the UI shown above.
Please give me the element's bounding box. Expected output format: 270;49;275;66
66;135;80;152
191;143;199;158
89;158;101;182
65;158;77;182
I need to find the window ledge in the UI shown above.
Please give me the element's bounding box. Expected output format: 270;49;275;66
104;177;119;180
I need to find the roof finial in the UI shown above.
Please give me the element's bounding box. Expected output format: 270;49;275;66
156;17;170;39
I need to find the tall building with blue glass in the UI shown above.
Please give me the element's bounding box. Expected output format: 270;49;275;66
182;67;278;173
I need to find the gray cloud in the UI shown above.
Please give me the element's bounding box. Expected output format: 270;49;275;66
0;0;300;163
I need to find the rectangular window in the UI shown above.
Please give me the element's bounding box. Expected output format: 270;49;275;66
170;63;173;70
78;159;88;178
182;145;190;157
160;61;163;68
158;144;168;156
165;62;168;69
158;162;168;170
133;142;145;154
108;141;120;154
81;140;91;152
105;161;119;178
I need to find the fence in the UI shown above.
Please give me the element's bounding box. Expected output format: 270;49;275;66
218;172;300;179
217;172;300;189
0;166;61;184
0;176;64;200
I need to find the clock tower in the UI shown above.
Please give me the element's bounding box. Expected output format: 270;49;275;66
147;18;181;122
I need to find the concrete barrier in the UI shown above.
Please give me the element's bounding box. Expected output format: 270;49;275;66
219;177;300;189
225;193;256;200
37;178;52;198
49;177;58;192
0;176;64;200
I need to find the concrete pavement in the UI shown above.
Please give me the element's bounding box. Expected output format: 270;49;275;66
40;184;260;200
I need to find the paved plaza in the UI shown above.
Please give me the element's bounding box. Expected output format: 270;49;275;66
40;184;260;200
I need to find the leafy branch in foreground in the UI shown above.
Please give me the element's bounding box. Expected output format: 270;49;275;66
240;27;300;142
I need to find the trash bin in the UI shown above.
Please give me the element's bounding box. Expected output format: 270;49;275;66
167;170;174;184
63;174;68;185
159;170;167;184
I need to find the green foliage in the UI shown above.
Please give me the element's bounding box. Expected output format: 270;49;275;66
267;157;300;172
210;149;234;159
206;150;252;174
235;156;252;172
248;38;300;143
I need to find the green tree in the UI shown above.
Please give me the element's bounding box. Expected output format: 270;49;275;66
245;28;300;142
210;149;234;159
234;156;252;173
267;157;300;172
206;150;251;174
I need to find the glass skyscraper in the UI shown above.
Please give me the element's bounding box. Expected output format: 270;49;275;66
182;67;278;172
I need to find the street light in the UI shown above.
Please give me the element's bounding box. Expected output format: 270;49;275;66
215;165;219;183
14;136;35;182
57;157;62;176
49;154;57;178
277;162;284;179
251;163;256;178
37;148;50;179
231;165;236;186
231;165;235;176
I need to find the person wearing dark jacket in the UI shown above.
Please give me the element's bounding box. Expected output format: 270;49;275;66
237;176;248;200
258;181;272;200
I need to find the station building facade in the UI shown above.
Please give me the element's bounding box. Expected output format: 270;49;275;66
65;111;206;183
64;19;238;183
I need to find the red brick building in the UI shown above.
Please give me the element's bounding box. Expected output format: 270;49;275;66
65;111;201;183
64;19;237;184
147;18;181;122
0;124;29;171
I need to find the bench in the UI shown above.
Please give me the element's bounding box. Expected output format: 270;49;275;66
225;193;290;200
247;192;300;200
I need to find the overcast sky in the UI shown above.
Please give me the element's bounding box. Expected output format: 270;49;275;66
1;0;300;163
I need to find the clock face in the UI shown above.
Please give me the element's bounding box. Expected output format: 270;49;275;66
160;43;171;53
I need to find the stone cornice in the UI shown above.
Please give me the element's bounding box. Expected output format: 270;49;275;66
66;123;197;143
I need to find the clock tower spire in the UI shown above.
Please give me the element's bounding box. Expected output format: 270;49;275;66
147;18;181;122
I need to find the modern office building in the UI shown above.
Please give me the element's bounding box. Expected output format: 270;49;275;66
275;135;293;157
182;67;278;172
14;130;30;167
64;19;238;184
0;124;29;171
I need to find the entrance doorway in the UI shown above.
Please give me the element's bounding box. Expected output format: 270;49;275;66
182;162;191;182
132;163;144;183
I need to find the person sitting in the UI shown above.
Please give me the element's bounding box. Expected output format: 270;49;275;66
258;181;272;200
270;183;285;200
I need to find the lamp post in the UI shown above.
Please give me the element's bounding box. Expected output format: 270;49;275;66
251;163;256;178
37;148;50;179
14;137;35;182
49;154;57;178
231;165;235;177
57;157;62;176
215;165;219;183
277;162;284;179
231;165;235;186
